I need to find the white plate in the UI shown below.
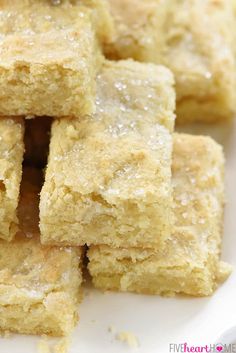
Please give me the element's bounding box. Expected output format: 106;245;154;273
1;121;236;353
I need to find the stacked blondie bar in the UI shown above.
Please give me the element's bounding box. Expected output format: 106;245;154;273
105;0;236;123
0;0;234;340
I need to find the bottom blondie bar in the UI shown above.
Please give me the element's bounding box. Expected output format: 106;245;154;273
0;169;83;336
88;134;231;296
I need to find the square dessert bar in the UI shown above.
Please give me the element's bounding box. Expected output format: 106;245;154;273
88;134;232;296
0;118;24;241
106;0;236;123
40;60;176;247
0;168;83;336
0;0;102;117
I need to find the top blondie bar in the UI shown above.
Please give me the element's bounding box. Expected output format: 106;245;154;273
0;0;104;117
40;59;175;248
106;0;236;123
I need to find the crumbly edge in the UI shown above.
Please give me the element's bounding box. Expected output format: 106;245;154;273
0;118;24;241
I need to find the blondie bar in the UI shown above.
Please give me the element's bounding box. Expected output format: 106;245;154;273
0;0;101;117
0;168;83;336
0;118;24;241
106;0;236;123
40;60;175;247
88;134;231;296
